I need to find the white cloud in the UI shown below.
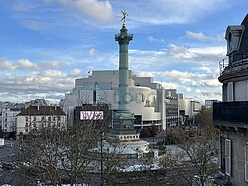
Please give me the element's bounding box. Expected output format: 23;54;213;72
70;69;82;77
0;70;76;93
0;58;72;71
154;81;178;89
168;44;226;62
191;81;197;86
186;31;225;43
156;70;205;84
185;87;192;93
200;79;221;87
88;48;97;57
195;89;202;93
0;58;39;71
59;0;115;23
40;60;71;69
195;66;212;73
146;36;165;44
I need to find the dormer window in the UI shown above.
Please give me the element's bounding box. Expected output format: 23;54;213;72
225;25;245;56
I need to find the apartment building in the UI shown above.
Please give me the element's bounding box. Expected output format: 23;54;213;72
1;104;24;138
213;14;248;186
17;105;66;136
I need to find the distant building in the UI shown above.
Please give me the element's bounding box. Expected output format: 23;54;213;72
1;104;25;138
17;105;66;136
204;99;221;109
179;99;201;126
213;14;248;186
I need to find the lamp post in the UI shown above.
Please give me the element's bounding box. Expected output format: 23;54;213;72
100;131;104;186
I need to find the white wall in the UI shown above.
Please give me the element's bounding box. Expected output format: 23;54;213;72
17;115;66;135
179;99;191;116
234;80;248;101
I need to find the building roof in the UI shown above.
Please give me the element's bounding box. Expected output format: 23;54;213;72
17;105;66;116
239;14;248;54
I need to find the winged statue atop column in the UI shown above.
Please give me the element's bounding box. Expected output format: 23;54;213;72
121;11;129;24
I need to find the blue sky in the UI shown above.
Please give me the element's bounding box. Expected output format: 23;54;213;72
0;0;248;104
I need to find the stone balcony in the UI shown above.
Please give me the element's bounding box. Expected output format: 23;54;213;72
218;53;248;83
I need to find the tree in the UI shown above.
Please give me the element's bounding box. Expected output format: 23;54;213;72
176;126;219;186
195;108;213;127
8;100;203;185
11;103;115;185
15;125;98;185
149;124;158;137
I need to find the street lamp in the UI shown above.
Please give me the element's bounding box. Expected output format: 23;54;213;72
100;131;104;186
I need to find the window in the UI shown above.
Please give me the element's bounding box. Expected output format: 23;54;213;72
25;117;28;122
34;117;36;121
227;82;233;102
225;139;231;176
245;143;248;181
48;117;51;121
41;117;45;121
53;117;56;121
218;136;222;169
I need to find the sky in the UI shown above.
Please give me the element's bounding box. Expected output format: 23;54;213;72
0;0;248;105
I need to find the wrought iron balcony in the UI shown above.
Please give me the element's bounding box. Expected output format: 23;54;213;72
219;53;248;81
213;101;248;125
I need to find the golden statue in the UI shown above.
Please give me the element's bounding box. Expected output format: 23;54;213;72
121;11;129;24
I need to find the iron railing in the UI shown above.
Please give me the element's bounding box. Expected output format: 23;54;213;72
213;101;248;124
219;53;248;75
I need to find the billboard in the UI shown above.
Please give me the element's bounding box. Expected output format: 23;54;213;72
80;111;104;120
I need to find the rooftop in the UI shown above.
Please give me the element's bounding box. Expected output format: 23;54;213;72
18;105;66;116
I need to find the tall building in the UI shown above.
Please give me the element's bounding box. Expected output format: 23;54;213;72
213;14;248;186
60;70;199;131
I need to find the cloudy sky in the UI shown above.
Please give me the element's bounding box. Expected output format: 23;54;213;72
0;0;248;105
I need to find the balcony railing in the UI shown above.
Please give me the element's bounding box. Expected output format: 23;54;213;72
219;53;248;75
213;101;248;124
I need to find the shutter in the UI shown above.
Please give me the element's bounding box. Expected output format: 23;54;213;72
227;82;233;102
225;139;231;176
218;136;222;169
245;144;248;181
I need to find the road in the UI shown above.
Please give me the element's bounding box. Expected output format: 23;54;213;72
0;140;21;185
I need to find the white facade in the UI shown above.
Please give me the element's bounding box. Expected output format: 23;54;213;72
60;70;199;131
17;106;66;135
2;108;23;133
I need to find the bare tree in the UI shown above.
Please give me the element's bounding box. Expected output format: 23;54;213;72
176;126;219;186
